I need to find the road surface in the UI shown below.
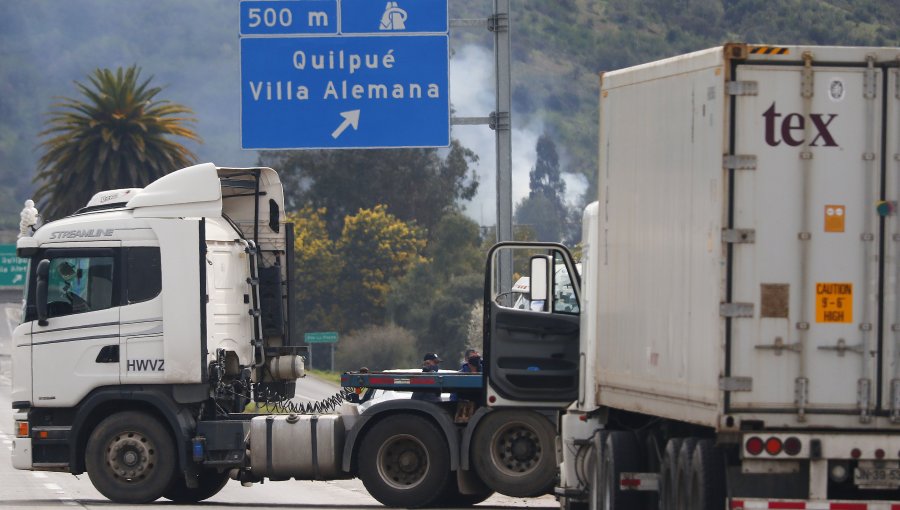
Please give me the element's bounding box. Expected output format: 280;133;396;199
0;353;556;509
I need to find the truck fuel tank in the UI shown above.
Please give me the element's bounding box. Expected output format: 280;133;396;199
248;414;344;480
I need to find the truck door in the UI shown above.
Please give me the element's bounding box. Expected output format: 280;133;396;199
728;57;887;421
484;243;581;406
31;246;121;407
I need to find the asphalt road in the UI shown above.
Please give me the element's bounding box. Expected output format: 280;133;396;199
0;351;556;509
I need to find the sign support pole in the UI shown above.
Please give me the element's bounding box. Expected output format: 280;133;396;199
450;0;513;296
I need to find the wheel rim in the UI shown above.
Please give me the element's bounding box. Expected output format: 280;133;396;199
104;430;156;482
489;422;543;475
376;434;429;490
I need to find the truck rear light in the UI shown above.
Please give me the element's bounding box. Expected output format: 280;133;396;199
745;436;764;456
851;448;862;459
875;448;885;459
783;437;802;456
15;421;28;438
765;437;783;456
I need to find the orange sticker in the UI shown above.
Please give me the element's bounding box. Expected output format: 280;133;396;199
824;205;845;233
815;282;852;323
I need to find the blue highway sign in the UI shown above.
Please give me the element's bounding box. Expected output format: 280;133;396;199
240;1;338;36
240;35;449;149
341;0;448;34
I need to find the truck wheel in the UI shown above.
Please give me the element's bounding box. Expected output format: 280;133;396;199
673;438;698;510
658;438;683;510
598;431;642;510
84;411;177;503
688;439;725;510
471;409;557;497
358;414;451;508
164;469;230;503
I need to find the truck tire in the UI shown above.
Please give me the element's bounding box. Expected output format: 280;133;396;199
84;411;177;503
658;438;683;510
471;409;557;497
688;439;725;510
358;414;451;508
598;431;642;510
673;438;698;510
164;469;230;503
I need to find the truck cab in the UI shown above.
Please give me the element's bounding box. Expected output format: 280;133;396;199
12;163;303;491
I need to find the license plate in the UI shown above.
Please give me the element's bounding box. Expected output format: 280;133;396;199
854;467;900;487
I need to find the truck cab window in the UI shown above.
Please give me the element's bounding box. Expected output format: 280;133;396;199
552;253;579;314
126;247;161;304
45;256;115;318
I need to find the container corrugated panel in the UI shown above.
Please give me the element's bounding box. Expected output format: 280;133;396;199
595;44;900;430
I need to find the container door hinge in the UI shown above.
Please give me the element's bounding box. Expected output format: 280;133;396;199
723;155;757;170
720;376;753;392
858;378;872;423
722;229;755;244
726;81;758;96
891;379;900;423
795;377;808;422
863;56;877;100
720;302;754;318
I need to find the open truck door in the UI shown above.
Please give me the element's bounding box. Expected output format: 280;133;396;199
484;242;581;407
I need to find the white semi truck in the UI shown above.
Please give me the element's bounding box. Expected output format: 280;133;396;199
10;163;575;506
486;43;900;509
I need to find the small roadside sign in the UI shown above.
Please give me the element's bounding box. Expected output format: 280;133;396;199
0;245;27;288
305;331;338;343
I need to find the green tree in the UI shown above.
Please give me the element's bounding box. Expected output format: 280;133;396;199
336;205;427;330
259;140;478;238
34;65;199;219
515;133;575;242
388;212;485;361
288;207;342;333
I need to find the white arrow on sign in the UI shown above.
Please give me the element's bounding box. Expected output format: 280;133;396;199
331;110;361;139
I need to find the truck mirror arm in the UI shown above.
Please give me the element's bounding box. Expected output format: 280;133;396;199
35;259;49;326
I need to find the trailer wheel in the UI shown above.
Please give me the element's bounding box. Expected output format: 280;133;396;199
687;439;725;510
358;414;451;508
471;409;557;497
598;431;642;510
673;438;698;510
84;411;177;503
658;438;683;510
164;469;230;503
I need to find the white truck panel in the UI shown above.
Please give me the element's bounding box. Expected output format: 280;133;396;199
597;46;726;426
594;44;900;429
882;67;900;415
145;218;204;384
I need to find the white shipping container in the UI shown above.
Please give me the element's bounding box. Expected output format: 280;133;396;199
595;43;900;431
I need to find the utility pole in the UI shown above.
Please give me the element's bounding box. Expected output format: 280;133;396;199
451;0;513;294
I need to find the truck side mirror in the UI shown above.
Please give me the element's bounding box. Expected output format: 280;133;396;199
529;255;552;311
35;259;49;326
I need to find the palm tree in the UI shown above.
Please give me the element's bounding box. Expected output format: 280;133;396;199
34;65;201;219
